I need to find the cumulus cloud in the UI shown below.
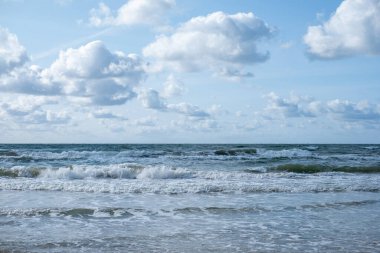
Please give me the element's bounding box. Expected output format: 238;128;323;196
264;92;320;118
326;99;380;121
0;40;145;105
0;27;28;74
138;88;167;110
304;0;380;59
0;96;70;125
22;110;70;125
143;11;275;77
263;92;380;123
1;96;57;116
162;74;185;98
89;0;175;27
0;65;61;95
138;88;209;118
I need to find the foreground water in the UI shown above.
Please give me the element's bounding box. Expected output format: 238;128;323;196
1;144;380;252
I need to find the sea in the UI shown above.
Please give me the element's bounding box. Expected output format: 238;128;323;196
0;144;380;252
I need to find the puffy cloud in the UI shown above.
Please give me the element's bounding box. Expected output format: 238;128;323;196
46;41;144;105
0;40;145;105
23;110;70;125
0;96;70;125
304;0;380;59
138;88;209;118
326;99;380;121
0;65;62;95
162;74;185;98
0;27;28;74
138;88;167;110
167;103;210;118
264;92;320;118
143;11;275;76
89;0;175;27
1;96;57;116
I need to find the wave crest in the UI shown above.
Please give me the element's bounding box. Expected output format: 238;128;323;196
40;164;193;180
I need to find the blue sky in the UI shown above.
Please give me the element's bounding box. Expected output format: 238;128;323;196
0;0;379;143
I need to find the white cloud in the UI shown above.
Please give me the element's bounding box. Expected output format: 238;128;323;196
143;11;275;77
170;117;219;132
161;74;185;98
1;96;57;116
208;104;229;116
89;0;175;27
129;116;158;127
167;103;210;118
0;95;70;125
215;67;254;81
90;109;127;120
138;88;167;110
18;110;70;125
0;40;146;105
326;99;380;121
138;88;209;118
264;92;319;118
304;0;380;59
263;93;380;124
0;27;28;74
0;65;61;95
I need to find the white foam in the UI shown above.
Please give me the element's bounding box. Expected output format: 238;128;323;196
1;172;379;194
257;148;313;159
39;164;193;180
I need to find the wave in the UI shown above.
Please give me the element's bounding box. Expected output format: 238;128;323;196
256;148;313;159
0;164;193;180
271;164;380;174
0;150;18;157
0;207;134;218
0;147;317;161
1;199;378;219
0;167;41;178
214;148;257;156
1;172;380;193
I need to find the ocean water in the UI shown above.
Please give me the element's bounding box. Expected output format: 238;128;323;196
1;144;380;252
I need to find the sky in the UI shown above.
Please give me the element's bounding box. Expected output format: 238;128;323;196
0;0;379;143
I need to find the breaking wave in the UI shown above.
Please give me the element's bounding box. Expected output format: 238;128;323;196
0;164;193;180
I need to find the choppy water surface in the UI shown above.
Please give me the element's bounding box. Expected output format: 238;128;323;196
1;144;380;252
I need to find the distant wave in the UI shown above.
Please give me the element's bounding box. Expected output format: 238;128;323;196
2;199;378;218
0;150;19;157
213;148;257;156
270;164;380;174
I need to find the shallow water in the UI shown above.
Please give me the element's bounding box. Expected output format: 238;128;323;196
1;144;380;252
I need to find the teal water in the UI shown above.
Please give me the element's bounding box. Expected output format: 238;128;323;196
1;144;380;252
